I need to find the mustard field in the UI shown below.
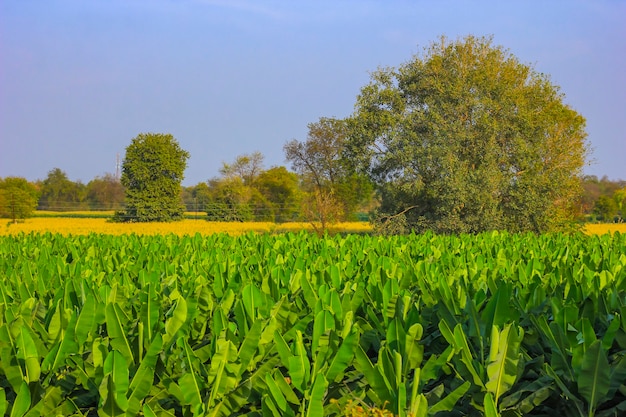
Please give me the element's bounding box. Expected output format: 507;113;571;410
1;217;373;236
1;230;625;415
3;214;625;236
583;223;626;235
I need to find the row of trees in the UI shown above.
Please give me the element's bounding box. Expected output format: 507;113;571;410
111;130;374;224
3;35;622;232
2;167;622;226
3;169;621;224
582;175;626;222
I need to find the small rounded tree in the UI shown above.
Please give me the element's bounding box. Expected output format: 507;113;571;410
115;133;190;222
0;177;40;223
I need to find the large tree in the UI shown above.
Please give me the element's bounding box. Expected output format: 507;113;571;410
219;151;265;186
348;35;589;234
285;117;373;230
38;168;86;210
0;177;40;223
115;133;189;222
204;153;278;222
256;166;302;222
86;173;125;210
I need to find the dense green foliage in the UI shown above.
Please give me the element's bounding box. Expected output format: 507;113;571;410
348;35;589;234
86;174;125;211
1;231;625;416
115;133;190;222
183;154;304;223
285;118;373;228
581;176;626;221
37;168;86;211
0;177;39;222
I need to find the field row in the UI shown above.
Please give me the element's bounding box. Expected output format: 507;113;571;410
1;232;625;416
1;218;372;236
3;217;626;236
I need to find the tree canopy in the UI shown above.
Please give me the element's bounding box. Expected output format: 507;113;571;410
348;35;589;234
285;117;373;230
38;168;85;210
115;133;189;222
86;173;125;211
0;177;39;223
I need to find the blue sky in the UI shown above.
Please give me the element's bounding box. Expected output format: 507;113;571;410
1;0;625;186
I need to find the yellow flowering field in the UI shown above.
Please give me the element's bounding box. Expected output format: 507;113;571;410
1;217;373;236
3;215;624;236
583;223;626;235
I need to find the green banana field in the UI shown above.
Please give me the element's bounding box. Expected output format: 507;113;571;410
1;231;625;416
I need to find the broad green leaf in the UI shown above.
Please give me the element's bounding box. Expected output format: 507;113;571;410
312;309;334;354
438;319;455;348
325;329;358;382
29;384;78;416
511;385;553;414
486;324;523;404
405;323;424;370
179;338;204;413
265;372;288;412
304;374;328;417
16;327;40;383
144;400;177;417
22;401;43;417
46;299;64;342
274;330;294;366
272;369;300;405
601;315;621;351
0;388;6;417
386;317;406;357
142;403;157;417
428;381;471;414
375;349;397;403
98;375;128;417
163;296;187;347
242;284;263;323
139;283;160;345
483;392;499;417
481;283;512;331
238;319;263;373
453;324;485;389
578;340;610;414
411;393;428;417
398;381;407;417
99;350;129;414
207;338;239;408
41;309;78;375
126;334;163;416
354;344;393;405
74;291;97;348
105;303;134;364
262;394;284;417
409;367;421;415
9;381;30;417
300;271;318;310
532;316;573;380
288;331;311;393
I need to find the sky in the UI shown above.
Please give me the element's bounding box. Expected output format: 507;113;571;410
1;0;625;186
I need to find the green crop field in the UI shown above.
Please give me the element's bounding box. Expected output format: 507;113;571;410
1;231;625;416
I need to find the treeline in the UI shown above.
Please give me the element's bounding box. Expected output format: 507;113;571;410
581;175;626;222
1;164;623;223
2;36;626;229
0;149;374;223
